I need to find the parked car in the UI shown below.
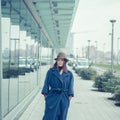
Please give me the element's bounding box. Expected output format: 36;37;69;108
19;58;34;75
75;61;89;69
73;58;89;70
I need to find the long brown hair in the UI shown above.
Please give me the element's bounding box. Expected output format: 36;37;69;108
52;60;68;72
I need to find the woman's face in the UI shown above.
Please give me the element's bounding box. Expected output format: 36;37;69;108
57;58;65;67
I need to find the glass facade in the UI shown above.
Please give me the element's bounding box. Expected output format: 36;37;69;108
0;0;53;119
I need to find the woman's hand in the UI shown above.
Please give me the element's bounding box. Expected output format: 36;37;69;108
44;94;47;100
69;96;72;100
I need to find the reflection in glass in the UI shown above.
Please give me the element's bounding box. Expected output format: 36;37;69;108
1;0;53;118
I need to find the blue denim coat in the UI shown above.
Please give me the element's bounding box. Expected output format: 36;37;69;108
41;67;74;120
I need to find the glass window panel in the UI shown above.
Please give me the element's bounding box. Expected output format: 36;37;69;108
9;0;20;110
9;78;18;110
1;17;10;116
1;0;51;118
9;25;19;110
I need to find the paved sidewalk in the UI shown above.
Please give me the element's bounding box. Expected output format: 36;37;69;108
19;69;120;120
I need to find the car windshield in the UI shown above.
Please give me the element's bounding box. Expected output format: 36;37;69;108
78;61;88;66
19;60;26;64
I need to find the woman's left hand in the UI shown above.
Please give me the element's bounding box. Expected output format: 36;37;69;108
69;96;72;100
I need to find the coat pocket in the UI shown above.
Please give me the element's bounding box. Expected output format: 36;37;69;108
45;94;60;109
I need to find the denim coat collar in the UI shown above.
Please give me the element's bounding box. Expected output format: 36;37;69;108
52;68;69;83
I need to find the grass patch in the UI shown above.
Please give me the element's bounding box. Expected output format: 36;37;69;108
94;63;120;71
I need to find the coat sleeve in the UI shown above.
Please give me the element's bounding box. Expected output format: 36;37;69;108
41;69;51;95
68;72;74;97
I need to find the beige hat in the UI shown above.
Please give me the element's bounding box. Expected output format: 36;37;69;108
54;52;69;62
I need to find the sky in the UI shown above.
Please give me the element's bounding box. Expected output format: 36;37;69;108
71;0;120;55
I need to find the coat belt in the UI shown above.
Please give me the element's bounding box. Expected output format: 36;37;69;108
51;88;68;93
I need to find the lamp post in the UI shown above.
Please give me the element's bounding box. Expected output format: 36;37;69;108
76;48;78;62
88;40;91;64
103;43;105;63
117;37;120;64
95;41;97;63
110;19;116;72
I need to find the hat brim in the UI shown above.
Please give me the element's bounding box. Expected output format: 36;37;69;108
54;58;69;62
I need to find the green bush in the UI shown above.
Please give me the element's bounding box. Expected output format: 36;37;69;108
3;67;19;78
77;68;97;80
41;62;47;65
67;61;73;66
114;85;120;104
93;71;116;91
75;68;81;75
18;68;26;75
104;78;120;93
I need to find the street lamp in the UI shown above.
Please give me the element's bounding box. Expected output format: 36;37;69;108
103;43;105;63
109;19;116;72
76;48;78;62
117;37;120;64
95;41;97;63
88;40;91;64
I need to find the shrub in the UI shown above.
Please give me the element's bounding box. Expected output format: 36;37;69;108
75;68;81;75
114;85;120;105
93;71;116;91
78;68;97;80
67;61;73;66
3;68;19;78
104;78;120;93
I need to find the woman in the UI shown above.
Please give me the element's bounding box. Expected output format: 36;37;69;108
41;52;74;120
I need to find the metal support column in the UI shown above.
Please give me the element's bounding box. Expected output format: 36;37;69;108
110;19;116;72
0;0;3;119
